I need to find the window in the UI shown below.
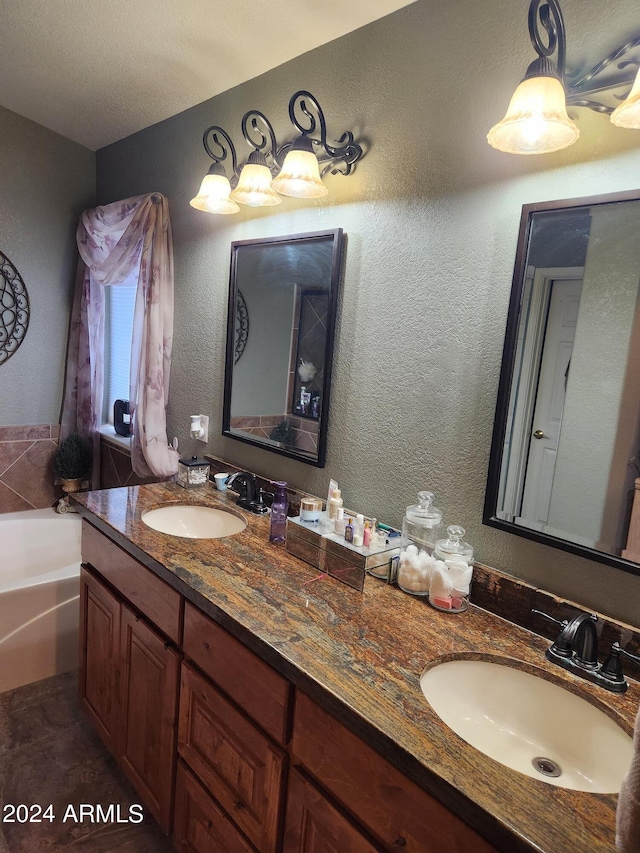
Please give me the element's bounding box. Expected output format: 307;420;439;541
103;284;137;426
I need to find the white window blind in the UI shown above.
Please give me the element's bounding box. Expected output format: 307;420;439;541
104;284;137;424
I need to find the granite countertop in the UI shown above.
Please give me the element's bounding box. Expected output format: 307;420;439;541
73;482;640;853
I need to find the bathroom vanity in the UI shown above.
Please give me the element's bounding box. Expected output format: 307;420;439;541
73;482;640;853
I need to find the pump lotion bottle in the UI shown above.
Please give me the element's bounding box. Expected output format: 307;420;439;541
328;488;343;520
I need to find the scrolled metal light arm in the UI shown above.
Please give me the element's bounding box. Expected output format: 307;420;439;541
526;0;640;115
198;90;364;183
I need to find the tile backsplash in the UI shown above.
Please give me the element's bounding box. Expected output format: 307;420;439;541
0;424;62;513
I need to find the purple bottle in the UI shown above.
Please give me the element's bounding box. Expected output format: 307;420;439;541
269;481;288;543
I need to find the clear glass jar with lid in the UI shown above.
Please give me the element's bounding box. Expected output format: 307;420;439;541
429;525;474;613
401;491;442;552
396;491;442;596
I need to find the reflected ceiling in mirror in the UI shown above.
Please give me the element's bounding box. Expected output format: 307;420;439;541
484;190;640;576
222;229;344;467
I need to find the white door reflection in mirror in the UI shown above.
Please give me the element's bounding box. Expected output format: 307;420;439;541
486;193;640;574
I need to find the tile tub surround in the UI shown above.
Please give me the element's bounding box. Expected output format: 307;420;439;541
0;425;62;514
0;671;174;852
99;435;158;490
73;482;640;853
229;414;320;455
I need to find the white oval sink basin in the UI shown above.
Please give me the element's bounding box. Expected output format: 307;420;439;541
141;505;246;539
420;659;633;793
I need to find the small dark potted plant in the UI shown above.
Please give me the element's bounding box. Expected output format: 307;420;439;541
54;432;92;493
269;419;297;448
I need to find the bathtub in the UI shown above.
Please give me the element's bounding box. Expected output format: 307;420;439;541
0;507;82;693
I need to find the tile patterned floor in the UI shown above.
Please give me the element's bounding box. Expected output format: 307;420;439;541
0;671;173;852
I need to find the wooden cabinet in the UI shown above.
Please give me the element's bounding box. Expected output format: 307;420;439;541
80;527;181;835
119;607;180;832
173;762;255;853
283;769;379;853
80;521;500;853
183;601;291;744
178;662;286;853
291;692;498;853
79;567;120;754
82;520;182;642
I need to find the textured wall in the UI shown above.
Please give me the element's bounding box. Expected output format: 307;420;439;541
96;0;640;625
0;106;95;425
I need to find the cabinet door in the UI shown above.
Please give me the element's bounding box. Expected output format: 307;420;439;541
119;605;181;834
179;663;286;853
293;693;498;853
283;769;379;853
79;567;121;754
173;762;254;853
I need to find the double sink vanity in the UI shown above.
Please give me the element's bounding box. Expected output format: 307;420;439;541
72;481;639;853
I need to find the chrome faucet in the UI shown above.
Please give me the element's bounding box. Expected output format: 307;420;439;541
533;609;634;693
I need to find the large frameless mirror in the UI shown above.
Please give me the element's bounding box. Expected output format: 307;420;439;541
222;229;344;467
484;190;640;577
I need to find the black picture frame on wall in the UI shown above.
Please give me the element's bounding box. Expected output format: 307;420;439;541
222;229;344;467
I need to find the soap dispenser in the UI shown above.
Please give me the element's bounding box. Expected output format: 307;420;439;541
269;481;288;543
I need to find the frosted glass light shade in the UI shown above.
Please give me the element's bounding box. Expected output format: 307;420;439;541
190;166;239;214
487;76;579;154
230;152;282;207
611;68;640;129
272;137;328;198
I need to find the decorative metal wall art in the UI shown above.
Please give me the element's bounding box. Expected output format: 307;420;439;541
234;289;249;364
0;251;30;365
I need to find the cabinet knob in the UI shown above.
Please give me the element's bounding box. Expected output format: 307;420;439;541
234;800;245;810
533;429;546;439
392;838;407;847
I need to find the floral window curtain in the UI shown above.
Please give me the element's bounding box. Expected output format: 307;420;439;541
61;193;179;487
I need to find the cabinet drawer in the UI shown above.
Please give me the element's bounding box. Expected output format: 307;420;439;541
82;520;182;643
178;663;286;853
184;601;291;744
283;768;379;853
293;692;497;853
173;762;254;853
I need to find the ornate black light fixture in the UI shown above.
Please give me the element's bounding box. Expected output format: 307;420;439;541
488;0;640;154
190;90;364;214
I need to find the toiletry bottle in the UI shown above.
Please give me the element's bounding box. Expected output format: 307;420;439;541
363;522;372;547
334;506;346;536
353;514;365;547
344;517;354;543
269;481;288;543
328;488;343;520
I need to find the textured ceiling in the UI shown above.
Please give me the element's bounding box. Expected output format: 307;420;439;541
0;0;415;151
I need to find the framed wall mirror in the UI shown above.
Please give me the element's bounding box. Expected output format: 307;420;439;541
222;229;344;467
484;189;640;577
